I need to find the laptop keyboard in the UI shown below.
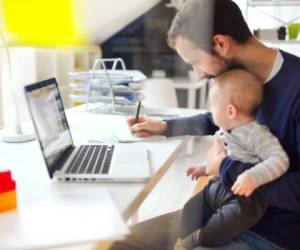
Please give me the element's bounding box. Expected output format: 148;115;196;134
66;145;114;175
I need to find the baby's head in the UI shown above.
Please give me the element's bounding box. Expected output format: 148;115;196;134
209;69;263;131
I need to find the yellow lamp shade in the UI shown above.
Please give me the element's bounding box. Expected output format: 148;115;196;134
1;0;87;46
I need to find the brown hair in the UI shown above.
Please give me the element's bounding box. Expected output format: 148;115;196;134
168;0;252;52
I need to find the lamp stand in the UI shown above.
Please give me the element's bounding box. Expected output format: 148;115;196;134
0;30;35;143
1;129;35;143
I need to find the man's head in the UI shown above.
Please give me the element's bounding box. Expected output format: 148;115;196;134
209;69;263;130
168;0;253;79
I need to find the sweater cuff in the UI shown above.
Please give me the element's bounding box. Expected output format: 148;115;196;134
163;119;176;137
219;156;236;189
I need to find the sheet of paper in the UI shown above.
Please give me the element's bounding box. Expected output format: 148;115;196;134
106;116;166;143
0;188;128;250
66;111;166;144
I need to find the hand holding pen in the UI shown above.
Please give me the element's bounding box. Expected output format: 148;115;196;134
127;101;167;137
134;101;142;124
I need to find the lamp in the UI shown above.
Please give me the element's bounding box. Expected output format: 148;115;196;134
0;29;35;143
0;0;84;143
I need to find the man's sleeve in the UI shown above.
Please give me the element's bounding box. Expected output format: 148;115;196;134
164;112;219;137
220;158;300;212
255;101;300;212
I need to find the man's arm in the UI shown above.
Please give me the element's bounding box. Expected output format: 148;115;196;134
220;158;300;212
165;112;218;137
129;112;218;137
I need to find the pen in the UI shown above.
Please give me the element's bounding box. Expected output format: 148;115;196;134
146;149;153;176
134;101;142;124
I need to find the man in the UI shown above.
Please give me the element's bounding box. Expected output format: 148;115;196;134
110;0;300;249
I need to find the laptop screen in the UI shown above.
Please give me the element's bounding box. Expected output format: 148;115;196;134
24;78;73;176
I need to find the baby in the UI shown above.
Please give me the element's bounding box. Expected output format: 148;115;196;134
175;69;289;249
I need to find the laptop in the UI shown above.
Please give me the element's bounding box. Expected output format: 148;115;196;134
24;78;151;183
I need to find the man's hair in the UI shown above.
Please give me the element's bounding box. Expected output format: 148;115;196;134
212;69;263;117
168;0;252;51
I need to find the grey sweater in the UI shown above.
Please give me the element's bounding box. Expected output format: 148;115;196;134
217;121;289;188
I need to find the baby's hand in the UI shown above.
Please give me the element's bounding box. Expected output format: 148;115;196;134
186;164;207;181
231;171;257;197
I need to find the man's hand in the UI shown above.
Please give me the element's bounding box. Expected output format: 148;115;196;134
127;116;167;137
186;164;207;181
231;171;257;197
206;137;226;177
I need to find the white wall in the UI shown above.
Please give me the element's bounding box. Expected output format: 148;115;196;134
234;1;300;28
74;0;160;43
234;0;300;56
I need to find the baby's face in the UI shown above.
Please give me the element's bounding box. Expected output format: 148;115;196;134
209;85;231;130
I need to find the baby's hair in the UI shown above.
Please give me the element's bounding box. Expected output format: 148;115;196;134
212;69;263;117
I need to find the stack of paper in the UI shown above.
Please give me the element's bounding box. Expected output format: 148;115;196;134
69;69;146;107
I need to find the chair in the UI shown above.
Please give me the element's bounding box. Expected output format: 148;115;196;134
193;176;209;195
143;75;178;108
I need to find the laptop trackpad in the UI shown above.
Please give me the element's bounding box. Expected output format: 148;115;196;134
113;151;150;178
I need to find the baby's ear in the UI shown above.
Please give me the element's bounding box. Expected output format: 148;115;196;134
227;104;238;119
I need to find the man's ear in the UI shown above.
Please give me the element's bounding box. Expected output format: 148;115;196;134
212;34;233;58
227;104;238;120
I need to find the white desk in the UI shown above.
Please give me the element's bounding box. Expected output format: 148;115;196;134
0;106;211;250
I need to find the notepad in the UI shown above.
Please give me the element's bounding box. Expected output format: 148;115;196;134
113;134;166;143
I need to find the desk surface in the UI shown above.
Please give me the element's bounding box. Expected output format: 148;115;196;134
0;106;210;250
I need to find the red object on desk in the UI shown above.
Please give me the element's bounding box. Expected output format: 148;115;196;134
0;170;17;212
0;170;16;192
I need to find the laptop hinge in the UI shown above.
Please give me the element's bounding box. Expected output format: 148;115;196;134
51;146;75;176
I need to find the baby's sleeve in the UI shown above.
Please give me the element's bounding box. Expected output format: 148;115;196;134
244;125;289;188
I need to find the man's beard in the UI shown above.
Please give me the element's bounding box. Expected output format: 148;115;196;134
206;51;245;79
226;58;245;71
